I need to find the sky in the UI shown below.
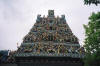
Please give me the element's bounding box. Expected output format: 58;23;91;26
0;0;100;50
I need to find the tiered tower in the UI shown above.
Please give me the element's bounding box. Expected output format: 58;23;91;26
14;10;84;66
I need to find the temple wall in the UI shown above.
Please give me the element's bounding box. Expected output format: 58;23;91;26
18;63;83;66
0;63;17;66
0;62;84;66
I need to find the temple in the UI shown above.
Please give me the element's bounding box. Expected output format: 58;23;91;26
13;10;85;66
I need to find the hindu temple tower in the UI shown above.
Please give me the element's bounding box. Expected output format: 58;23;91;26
14;10;85;66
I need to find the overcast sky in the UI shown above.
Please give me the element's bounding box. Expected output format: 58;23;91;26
0;0;100;50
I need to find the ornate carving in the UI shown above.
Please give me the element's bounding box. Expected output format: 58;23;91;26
15;10;84;57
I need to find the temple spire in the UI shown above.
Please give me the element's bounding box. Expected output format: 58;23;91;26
48;10;54;17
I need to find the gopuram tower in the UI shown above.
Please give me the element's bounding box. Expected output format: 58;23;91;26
14;10;85;66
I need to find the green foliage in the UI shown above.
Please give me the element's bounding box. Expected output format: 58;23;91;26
84;12;100;66
84;0;100;5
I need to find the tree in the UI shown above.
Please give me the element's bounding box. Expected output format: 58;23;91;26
84;12;100;66
84;0;100;5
